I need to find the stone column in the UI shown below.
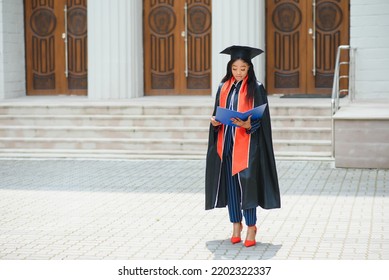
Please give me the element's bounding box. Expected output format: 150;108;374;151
211;0;266;96
88;0;144;100
0;0;25;100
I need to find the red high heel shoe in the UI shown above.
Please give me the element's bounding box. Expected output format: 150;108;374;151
230;222;243;244
244;225;257;247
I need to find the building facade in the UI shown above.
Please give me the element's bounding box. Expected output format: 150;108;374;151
3;0;385;100
0;0;388;168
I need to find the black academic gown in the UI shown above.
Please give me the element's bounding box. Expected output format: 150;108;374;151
205;81;281;210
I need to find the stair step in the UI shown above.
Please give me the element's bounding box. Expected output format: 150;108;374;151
0;104;330;116
0;126;331;140
0;98;334;160
273;139;332;152
0;148;206;159
0;137;330;152
0;104;214;116
0;126;209;139
0;115;211;127
0;149;332;160
271;116;331;127
0;137;208;151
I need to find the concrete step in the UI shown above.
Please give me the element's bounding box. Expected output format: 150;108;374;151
0;104;214;116
275;151;332;159
271;116;331;127
273;139;332;152
0;115;331;128
0;137;331;153
0;148;206;159
0;104;330;116
0;149;332;160
269;105;330;116
0;98;333;160
272;127;331;140
0;137;207;151
0;115;211;127
0;114;331;128
0;126;209;140
0;126;331;140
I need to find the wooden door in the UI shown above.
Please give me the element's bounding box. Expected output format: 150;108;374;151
144;0;212;95
25;0;87;95
266;0;349;95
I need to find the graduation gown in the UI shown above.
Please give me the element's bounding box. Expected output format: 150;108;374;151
205;81;281;210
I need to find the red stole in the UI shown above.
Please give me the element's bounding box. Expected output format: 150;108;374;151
217;77;253;175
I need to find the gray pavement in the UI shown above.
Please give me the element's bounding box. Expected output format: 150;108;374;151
0;159;387;260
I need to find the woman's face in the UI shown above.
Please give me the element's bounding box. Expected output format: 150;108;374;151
231;59;249;82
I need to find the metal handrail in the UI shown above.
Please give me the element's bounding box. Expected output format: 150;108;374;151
331;45;356;158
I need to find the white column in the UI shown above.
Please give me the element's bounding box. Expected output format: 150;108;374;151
212;0;265;96
88;0;144;100
0;0;4;99
0;0;25;100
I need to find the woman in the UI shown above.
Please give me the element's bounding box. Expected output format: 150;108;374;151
205;45;281;247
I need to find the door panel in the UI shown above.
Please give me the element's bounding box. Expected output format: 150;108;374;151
186;0;212;93
25;0;87;95
266;0;349;95
308;0;349;93
144;0;211;95
66;0;88;94
267;0;307;93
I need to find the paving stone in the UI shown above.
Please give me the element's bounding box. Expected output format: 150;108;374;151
0;159;388;260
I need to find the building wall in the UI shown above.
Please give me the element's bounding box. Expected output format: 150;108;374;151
0;0;4;99
0;0;265;100
212;0;266;96
88;0;144;100
350;0;389;100
0;0;25;100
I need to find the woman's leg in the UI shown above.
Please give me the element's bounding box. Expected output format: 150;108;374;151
244;208;257;245
243;208;257;227
226;163;242;224
225;158;243;240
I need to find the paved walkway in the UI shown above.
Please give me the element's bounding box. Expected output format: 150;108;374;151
0;159;387;260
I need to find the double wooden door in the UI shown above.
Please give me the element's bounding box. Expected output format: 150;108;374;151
25;0;87;95
144;0;212;95
266;0;349;94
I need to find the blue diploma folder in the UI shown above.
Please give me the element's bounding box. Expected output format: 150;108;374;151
215;103;267;127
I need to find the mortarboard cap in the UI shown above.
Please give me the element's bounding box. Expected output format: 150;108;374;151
220;45;263;61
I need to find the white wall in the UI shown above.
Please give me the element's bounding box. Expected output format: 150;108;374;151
0;0;4;99
88;0;143;100
0;0;25;100
212;0;266;96
350;0;389;100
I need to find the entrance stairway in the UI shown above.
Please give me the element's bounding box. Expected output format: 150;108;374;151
0;96;332;160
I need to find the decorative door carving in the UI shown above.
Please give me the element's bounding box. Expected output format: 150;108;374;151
25;0;87;95
144;0;212;95
266;0;349;94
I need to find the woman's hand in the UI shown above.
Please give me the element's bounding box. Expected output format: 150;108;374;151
210;116;221;127
231;115;252;130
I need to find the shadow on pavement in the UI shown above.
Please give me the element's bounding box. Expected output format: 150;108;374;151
0;160;387;198
206;240;282;260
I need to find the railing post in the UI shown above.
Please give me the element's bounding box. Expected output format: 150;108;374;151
331;45;354;159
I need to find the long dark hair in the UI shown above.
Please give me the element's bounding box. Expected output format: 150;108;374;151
221;57;257;100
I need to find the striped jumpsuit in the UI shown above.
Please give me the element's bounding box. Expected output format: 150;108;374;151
221;80;261;226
